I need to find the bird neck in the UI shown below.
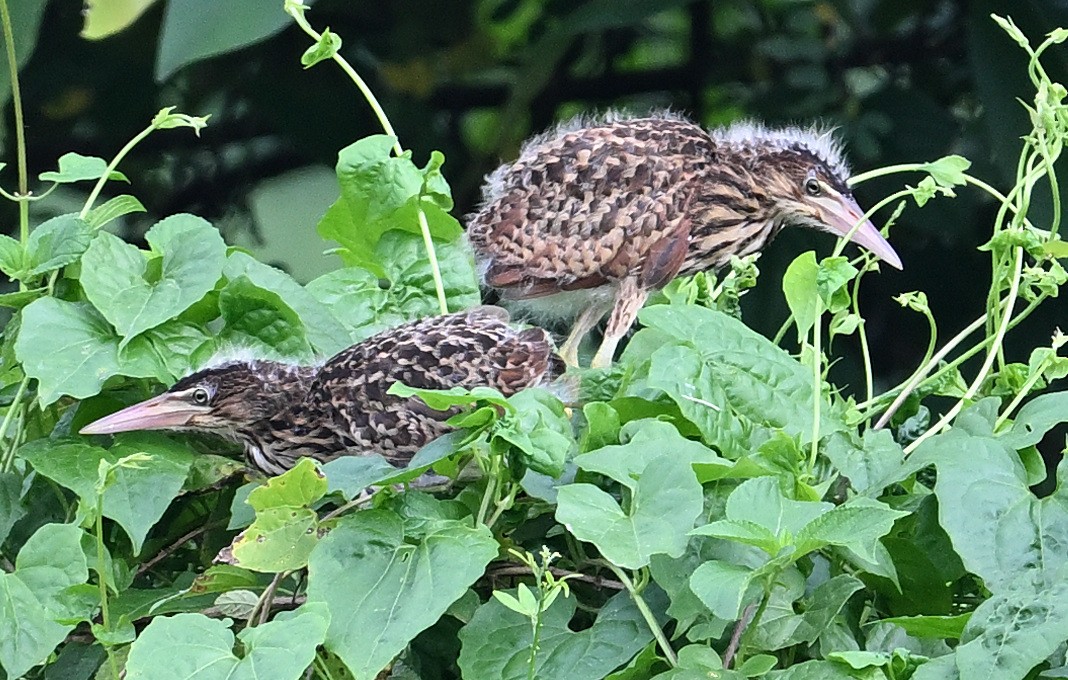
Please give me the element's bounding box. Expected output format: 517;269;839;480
682;160;785;274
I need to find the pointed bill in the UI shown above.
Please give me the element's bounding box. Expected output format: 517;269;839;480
80;393;199;435
820;194;903;270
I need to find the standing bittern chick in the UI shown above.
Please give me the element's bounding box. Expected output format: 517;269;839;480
80;307;564;476
467;113;902;368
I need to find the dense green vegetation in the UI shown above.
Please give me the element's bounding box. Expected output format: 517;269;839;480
0;2;1066;679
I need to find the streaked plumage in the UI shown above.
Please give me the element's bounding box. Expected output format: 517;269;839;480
467;112;902;367
80;307;563;475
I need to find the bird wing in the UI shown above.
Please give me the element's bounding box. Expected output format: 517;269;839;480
468;118;711;297
300;310;560;462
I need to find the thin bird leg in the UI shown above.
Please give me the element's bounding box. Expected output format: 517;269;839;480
558;299;611;367
591;277;649;369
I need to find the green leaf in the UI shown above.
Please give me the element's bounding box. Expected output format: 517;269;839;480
556;453;703;569
24;214;94;278
218;275;314;360
793;497;908;561
688;560;762;620
764;660;863;679
880;614;971;639
720;476;832;538
751;574;864;650
0;287;45;309
80;215;226;345
815;256;858;314
783;251;819;341
953;580;1068;680
15;299;129;405
576;419;730;486
915;425;1068;591
225;252;352;356
920;155;972;187
631;305;848;447
0;524;90;678
491;388;574;477
231;459;328;572
318;138;464;269
38;152;127;184
85;194;147;229
308;232;480;343
0;472;25;545
322;455;404;500
459;590;657;680
155;0;293;80
19;435;193;552
692;519;781;555
1003;390;1068;450
124;605;329;680
387;382;510;412
307;508;498;679
81;0;158;39
301;27;341;68
0;233;22;277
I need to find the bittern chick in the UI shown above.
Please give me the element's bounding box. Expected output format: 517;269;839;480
467;112;902;368
80;307;564;476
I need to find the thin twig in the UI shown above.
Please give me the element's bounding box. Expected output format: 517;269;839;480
723;603;757;669
487;565;625;590
136;522;221;577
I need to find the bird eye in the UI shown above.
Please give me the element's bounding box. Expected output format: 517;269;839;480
804;178;822;196
192;388;210;406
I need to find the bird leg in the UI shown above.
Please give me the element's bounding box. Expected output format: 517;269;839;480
591;277;648;369
558;299;611;367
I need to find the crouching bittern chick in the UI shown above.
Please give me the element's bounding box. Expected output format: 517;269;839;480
467;113;903;368
80;307;563;476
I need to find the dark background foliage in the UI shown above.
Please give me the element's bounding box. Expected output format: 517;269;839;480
4;0;1066;390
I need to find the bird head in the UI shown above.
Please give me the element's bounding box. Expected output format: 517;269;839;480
80;359;312;439
718;123;903;270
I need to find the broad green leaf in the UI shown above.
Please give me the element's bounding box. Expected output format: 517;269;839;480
782;251;819;341
822;429;904;496
81;0;158;39
880;614;971;639
915;425;1068;591
692;519;781;555
124;605;329;680
576;419;730;486
85;194;147;229
721;476;831;538
15;299;129;405
764;660;864;679
1003;390;1068;450
23;214;94;278
306;508;498;679
793;497;908;561
491;388;574;477
231;459;328;572
556;453;703;569
688;560;761;620
0;287;44;309
750;574;864;650
247;458;326;509
387;383;510;412
920;155;972;188
649;537;732;636
638;343;760;459
952;580;1068;680
632;305;848;446
225;252;351;356
155;0;294;80
0;233;22;277
217;275;314;360
458;590;656;680
19;435;193;552
308;231;479;342
322;455;403;500
0;524;90;678
0;472;25;545
80;215;226;345
301;27;340;68
131;319;212;382
814;256;858;314
38;152;127;184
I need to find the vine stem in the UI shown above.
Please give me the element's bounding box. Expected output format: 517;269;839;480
602;562;677;667
0;0;29;294
284;2;448;315
903;247;1025;454
0;376;28;472
808;305;822;473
